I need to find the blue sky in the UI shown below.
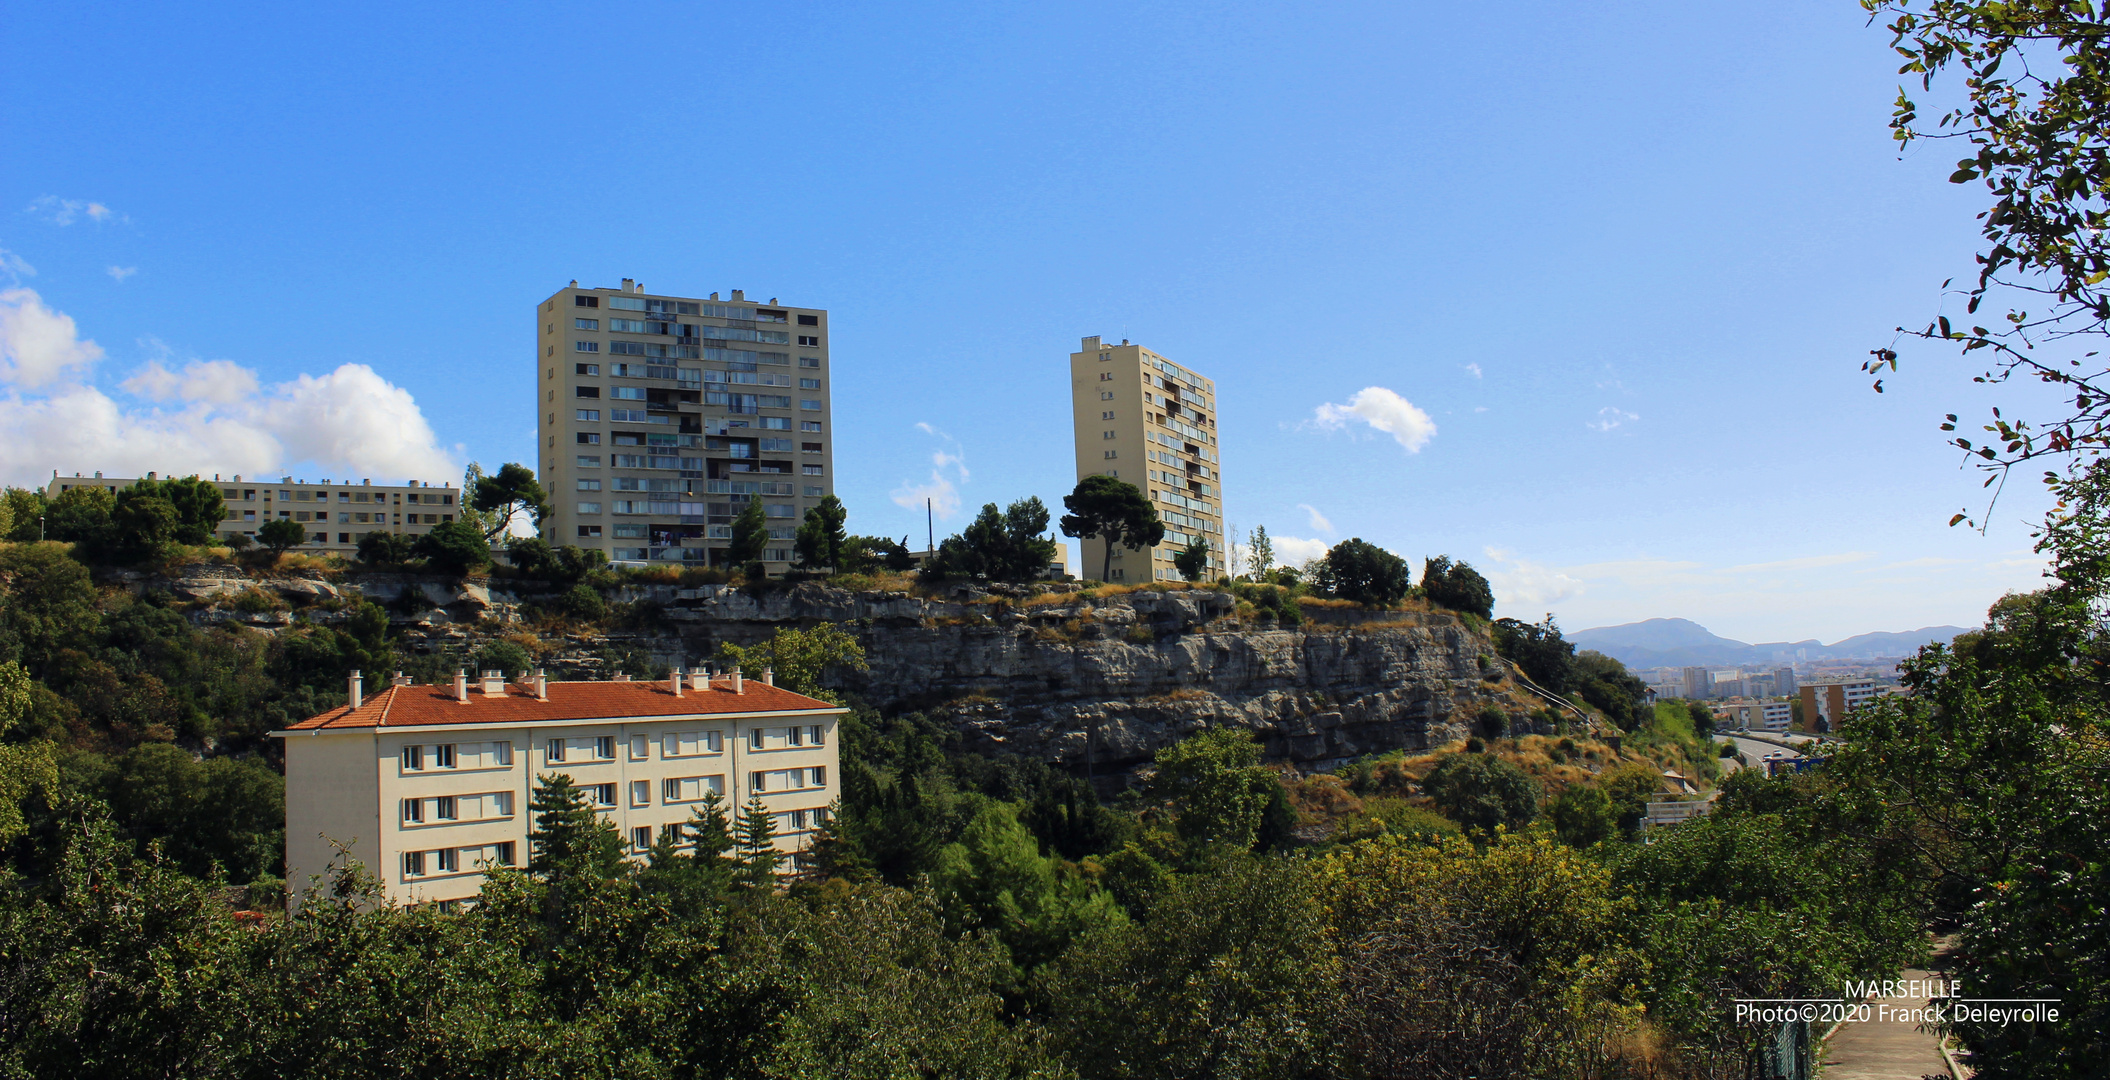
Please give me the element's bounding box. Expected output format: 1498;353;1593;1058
0;1;2061;642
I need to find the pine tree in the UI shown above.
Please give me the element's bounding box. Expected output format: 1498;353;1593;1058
734;794;783;889
689;788;735;865
527;773;626;884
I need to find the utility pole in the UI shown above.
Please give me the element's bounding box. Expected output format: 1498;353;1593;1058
926;497;934;556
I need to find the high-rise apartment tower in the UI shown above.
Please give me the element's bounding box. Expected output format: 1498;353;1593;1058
1068;336;1225;581
537;280;833;569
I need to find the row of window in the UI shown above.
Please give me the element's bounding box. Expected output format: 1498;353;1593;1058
574;294;812;325
622;807;824;854
255;509;449;524
217;488;452;504
403;842;514;878
399;728;821;774
401;791;513;823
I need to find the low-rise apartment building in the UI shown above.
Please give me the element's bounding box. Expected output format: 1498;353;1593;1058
274;669;843;908
47;470;461;554
1717;699;1793;732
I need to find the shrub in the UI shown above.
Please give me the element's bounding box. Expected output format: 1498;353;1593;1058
1423;752;1541;833
1420;555;1494;618
1315;538;1410;606
1124;624;1155;645
556;583;610;622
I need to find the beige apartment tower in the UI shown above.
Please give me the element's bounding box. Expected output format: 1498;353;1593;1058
537;280;833;569
1068;336;1225;582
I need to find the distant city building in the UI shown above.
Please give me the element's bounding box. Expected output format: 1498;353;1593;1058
1771;666;1798;695
47;470;460;555
536;280;834;570
1068;336;1224;581
1680;666;1711;699
1800;678;1879;730
1718;699;1793;732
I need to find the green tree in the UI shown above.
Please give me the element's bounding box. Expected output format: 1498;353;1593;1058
841;534;914;573
793;494;848;571
1420;554;1494;618
1060;475;1165;583
110;490;180;556
1;487;44;541
1245;525;1274;579
1172;537;1210;581
716;623;868;701
0;661;57;843
1493;613;1574;693
411;519;490;575
468;461;551;541
255;516;308;557
1548;782;1615;848
1152;727;1279;851
1317;537;1410;605
1861;3;2110;520
130;476;225;545
930;497;1058;581
727;499;768;568
930;799;1126;978
1570;649;1650;731
734;794;783;888
1422;752;1541;834
0;544;100;677
354;528;414;566
45;485;114;548
527;773;627;883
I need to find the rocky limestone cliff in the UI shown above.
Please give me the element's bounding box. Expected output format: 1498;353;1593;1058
124;564;1543;778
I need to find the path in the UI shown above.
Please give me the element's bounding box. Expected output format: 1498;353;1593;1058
1819;968;1954;1079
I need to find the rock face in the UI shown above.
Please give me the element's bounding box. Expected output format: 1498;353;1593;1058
126;566;1522;778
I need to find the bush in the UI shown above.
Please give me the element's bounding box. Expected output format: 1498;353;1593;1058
556;583;610;622
1422;752;1541;833
412;520;490;575
1475;705;1508;741
1315;538;1410;606
471;639;534;677
1420;555;1494;618
356;529;415;566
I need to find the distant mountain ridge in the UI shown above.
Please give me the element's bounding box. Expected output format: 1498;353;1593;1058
1567;617;1976;669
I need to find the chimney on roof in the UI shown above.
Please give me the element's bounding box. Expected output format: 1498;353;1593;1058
622;277;635;292
481;670;506;695
731;289;745;301
348;670;363;710
392;671;410;687
613;673;630;682
733;669;744;694
763;667;774;687
454;670;469;703
671;665;685;697
534;668;547;700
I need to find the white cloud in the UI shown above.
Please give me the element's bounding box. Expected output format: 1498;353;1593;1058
1;288;105;387
1588;406;1638;432
891;423;969;519
1297;503;1334;534
1482;547;1587;610
0;248;33;282
1274;535;1331;565
26;197;121;226
0;289;458;486
1311;386;1437;452
1464;362;1482;379
106;265;137;282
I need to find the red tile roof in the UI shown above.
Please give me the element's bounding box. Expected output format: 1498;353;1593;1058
279;678;839;732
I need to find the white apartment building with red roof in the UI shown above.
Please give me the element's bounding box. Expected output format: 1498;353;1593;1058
273;667;843;908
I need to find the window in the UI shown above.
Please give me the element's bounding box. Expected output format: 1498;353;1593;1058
575;341;600;353
1102;391;1114;400
788;725;804;747
750;728;765;750
577;455;601;468
403;851;426;877
577;479;601;491
631;780;651;806
751;770;766;792
435;744;456;768
608;296;646;311
631;734;649;759
577;501;601;514
811;766;827;787
401;797;423;823
799;356;819;368
609;341;645;355
434;795;456;820
800;421;822;432
800;399;822;411
1104;450;1118;459
1103;411;1116;420
577;524;603;538
613;523;648;538
546;738;566;763
574;318;599;330
631;826;651;850
577;433;600;444
576;409;600;422
436;848;458;873
590;783;616;807
496;841;517;866
809;724;825;746
576;386;600;398
1100;372;1113;381
338;532;350;544
663;731;721;757
575;295;600;308
575;363;600;375
797;314;818;326
799;378;820;389
797;335;819;347
609;317;647;333
596;736;616;759
803;485;823;497
609;386;645;400
401;746;423;771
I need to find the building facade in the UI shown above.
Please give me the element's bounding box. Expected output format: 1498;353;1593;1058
537;280;833;569
1800;678;1879;731
1067;335;1224;581
47;470;461;554
275;669;842;908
